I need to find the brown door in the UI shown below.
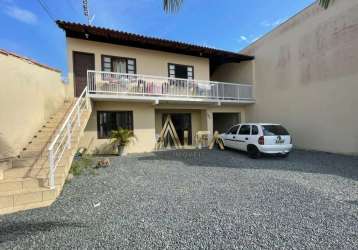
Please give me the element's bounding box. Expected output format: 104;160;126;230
73;52;95;97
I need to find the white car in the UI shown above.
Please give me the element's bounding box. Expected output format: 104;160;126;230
220;123;293;158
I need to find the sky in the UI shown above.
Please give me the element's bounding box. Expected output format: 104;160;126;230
0;0;315;76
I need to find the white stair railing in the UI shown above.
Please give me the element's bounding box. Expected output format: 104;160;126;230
48;87;88;189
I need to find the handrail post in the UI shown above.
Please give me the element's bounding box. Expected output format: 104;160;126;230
87;70;90;93
221;83;224;100
187;80;189;97
77;104;81;128
48;149;55;189
216;83;219;101
66;121;72;149
85;87;89;110
237;86;240;102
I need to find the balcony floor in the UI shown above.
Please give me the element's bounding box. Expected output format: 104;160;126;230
88;93;255;105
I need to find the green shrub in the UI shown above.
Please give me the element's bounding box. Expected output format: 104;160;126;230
70;155;94;176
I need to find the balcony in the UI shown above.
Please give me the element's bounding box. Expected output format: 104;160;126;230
87;70;255;104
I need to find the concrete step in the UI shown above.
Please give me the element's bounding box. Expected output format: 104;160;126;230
0;175;64;188
3;164;66;179
13;149;74;169
0;182;47;196
20;150;47;158
0;100;88;215
0;188;57;213
11;156;48;168
0;161;13;180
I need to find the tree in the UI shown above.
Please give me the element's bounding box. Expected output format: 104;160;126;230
163;0;183;12
319;0;332;9
163;0;332;13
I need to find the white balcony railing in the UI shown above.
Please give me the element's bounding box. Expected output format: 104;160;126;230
87;70;254;102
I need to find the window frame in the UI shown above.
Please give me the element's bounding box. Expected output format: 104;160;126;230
251;125;259;135
167;63;194;79
101;55;137;74
227;125;240;135
97;111;134;139
238;125;251;135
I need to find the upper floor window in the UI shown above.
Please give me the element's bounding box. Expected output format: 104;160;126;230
102;55;136;74
168;63;194;79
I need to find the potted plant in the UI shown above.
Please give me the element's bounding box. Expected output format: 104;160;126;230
110;128;135;156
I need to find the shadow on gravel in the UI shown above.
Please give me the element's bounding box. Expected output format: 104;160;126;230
0;221;86;243
137;148;358;181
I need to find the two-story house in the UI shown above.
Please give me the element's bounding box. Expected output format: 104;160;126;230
57;21;255;154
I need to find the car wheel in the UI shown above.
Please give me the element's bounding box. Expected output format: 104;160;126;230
248;145;261;159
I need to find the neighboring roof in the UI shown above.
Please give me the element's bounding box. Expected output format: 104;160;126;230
56;20;254;69
0;48;61;73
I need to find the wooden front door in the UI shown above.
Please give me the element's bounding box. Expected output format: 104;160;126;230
73;52;95;97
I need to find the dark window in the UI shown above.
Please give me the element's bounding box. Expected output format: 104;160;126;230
262;125;289;136
239;125;251;135
97;111;133;139
227;125;239;135
102;55;136;74
251;125;259;135
168;63;194;79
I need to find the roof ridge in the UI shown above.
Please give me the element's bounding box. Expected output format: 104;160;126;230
56;20;253;59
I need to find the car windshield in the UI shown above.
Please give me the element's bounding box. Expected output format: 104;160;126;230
262;125;289;136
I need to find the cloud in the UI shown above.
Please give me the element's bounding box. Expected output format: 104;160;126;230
240;35;247;41
236;35;249;43
260;17;287;28
4;5;37;25
237;34;260;44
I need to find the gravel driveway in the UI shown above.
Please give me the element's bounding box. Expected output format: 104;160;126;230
1;149;357;249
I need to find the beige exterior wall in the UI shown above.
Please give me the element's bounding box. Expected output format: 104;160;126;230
241;0;358;154
0;52;68;159
80;101;246;154
211;61;255;84
66;38;210;94
79;101;156;154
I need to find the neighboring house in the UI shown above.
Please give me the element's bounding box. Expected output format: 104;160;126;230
57;21;255;154
241;0;358;155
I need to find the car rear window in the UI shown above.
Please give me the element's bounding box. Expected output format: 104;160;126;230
262;125;289;136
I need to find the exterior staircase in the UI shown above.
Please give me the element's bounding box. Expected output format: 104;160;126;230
0;89;91;215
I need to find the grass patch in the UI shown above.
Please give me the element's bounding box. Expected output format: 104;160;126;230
69;155;95;176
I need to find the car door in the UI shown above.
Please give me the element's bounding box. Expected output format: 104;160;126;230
223;125;240;148
236;125;251;151
250;125;260;148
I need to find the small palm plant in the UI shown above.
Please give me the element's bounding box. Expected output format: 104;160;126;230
110;128;135;156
